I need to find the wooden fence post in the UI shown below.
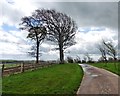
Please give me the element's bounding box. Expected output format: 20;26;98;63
21;62;24;73
2;64;4;77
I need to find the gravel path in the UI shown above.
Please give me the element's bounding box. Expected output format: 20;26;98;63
77;64;119;95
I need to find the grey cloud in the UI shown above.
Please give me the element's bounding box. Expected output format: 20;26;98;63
1;1;118;30
35;2;118;30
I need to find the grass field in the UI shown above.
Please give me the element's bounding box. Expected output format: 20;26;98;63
2;63;83;95
90;62;120;76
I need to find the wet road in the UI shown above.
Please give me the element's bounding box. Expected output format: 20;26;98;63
77;64;119;94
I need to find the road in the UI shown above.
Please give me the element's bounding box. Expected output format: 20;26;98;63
77;64;119;95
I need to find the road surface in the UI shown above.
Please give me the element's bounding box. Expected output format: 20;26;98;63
77;64;119;95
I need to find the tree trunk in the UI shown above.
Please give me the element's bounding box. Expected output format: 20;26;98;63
36;38;39;64
59;33;64;64
59;49;64;64
60;48;64;64
59;43;64;64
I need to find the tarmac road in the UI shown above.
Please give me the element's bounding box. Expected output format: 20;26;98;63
77;64;119;95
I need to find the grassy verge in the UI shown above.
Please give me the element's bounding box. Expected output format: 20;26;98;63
2;63;83;95
90;62;120;76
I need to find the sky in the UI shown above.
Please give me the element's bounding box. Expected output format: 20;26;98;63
0;0;119;61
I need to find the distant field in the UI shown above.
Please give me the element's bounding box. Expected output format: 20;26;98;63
2;63;83;95
90;62;120;76
0;60;34;68
4;64;21;68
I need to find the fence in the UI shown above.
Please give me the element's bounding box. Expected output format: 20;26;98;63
1;62;58;76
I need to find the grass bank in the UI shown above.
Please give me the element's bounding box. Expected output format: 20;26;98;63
2;63;83;95
90;62;120;76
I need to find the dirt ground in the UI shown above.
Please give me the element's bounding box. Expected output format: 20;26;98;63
77;64;119;95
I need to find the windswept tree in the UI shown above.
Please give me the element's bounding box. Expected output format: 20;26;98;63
103;40;117;68
98;39;117;68
98;40;107;62
98;45;107;62
74;55;81;63
67;56;74;63
103;41;117;61
84;53;93;63
32;9;77;64
20;16;47;64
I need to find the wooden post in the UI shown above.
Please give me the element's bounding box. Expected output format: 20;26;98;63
21;62;24;73
2;64;4;77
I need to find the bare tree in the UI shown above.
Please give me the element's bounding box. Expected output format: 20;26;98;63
103;40;117;68
85;53;92;63
98;40;117;68
98;45;107;62
98;40;107;62
20;16;47;64
103;41;117;61
67;56;74;63
32;9;77;64
98;57;105;62
82;56;87;63
75;55;81;63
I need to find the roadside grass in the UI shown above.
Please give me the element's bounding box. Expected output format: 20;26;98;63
2;63;83;95
90;62;120;76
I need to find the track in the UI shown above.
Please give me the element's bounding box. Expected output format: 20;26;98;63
77;64;119;95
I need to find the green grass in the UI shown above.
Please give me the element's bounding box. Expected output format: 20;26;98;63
90;62;120;76
2;63;83;95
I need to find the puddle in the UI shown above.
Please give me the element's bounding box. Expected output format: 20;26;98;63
91;74;99;77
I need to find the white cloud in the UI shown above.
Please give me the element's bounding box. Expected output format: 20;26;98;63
41;43;51;48
66;27;118;60
0;0;37;27
0;28;31;55
12;0;37;16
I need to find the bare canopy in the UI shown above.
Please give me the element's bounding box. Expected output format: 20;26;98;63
32;9;77;63
20;16;47;64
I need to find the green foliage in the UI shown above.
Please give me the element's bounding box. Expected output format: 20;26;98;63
2;63;83;95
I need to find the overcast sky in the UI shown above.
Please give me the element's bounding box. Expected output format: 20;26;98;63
0;0;119;61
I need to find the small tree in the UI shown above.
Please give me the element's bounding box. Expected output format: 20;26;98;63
98;40;107;62
20;16;47;64
98;57;104;62
103;40;117;68
98;39;117;68
74;56;81;63
103;41;117;61
84;53;93;63
67;56;74;63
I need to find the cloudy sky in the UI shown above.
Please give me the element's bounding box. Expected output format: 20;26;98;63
0;0;119;61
